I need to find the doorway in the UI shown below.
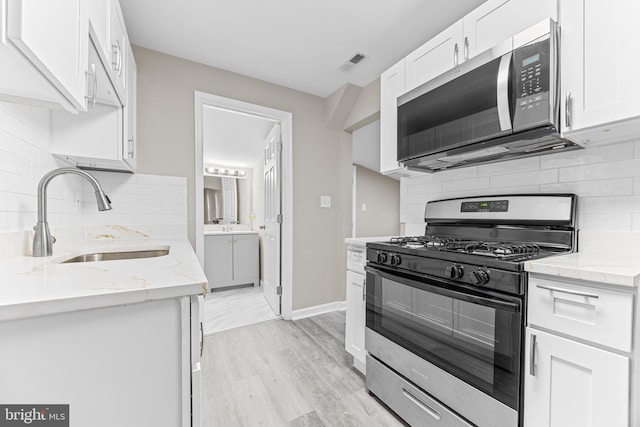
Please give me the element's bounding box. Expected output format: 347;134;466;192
194;92;294;327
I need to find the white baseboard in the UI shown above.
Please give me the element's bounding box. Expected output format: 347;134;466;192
291;300;346;321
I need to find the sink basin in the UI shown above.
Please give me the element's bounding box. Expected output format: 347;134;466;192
62;249;170;263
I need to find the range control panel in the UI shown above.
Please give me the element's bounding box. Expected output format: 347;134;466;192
461;200;509;213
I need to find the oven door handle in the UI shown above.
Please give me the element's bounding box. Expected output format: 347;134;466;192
366;265;521;313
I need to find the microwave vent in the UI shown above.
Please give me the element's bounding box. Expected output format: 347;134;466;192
337;52;368;72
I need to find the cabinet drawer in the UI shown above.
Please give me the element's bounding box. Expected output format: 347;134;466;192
528;276;634;352
366;355;473;427
347;247;366;273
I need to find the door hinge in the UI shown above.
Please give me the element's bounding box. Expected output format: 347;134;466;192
276;286;283;296
276;214;283;224
276;141;283;152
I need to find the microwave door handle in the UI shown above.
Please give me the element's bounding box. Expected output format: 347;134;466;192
497;51;513;132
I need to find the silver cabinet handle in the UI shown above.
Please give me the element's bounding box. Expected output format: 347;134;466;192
199;321;204;357
402;388;441;420
454;43;459;66
464;36;469;61
362;278;366;301
112;40;122;76
536;284;599;299
127;137;135;159
84;64;97;108
565;92;572;129
529;334;537;376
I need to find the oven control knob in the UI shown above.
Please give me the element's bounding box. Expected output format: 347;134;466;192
377;252;388;263
471;269;490;286
445;264;464;279
390;254;402;266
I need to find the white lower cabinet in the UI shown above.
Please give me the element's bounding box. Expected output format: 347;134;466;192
0;296;201;427
524;274;634;427
204;233;259;290
524;329;629;427
345;244;367;374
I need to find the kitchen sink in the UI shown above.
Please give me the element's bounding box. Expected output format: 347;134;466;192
62;249;170;263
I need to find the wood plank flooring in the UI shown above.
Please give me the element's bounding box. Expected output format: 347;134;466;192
201;311;405;426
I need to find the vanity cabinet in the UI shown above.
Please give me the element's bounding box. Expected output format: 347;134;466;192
559;0;640;145
204;233;259;290
345;243;367;374
0;296;202;427
524;275;634;427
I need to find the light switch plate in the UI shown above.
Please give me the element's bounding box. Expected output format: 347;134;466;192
361;203;367;212
320;195;331;208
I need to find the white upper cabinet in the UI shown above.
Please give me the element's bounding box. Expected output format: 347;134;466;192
463;0;557;60
379;59;406;175
84;0;110;60
405;21;463;91
0;0;88;112
560;0;640;145
124;47;137;170
109;0;127;100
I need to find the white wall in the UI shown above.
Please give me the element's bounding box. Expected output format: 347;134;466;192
400;140;640;231
0;102;187;239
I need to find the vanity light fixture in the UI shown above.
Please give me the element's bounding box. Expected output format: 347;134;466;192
204;165;249;178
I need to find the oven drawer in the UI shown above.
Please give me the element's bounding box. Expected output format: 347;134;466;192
366;355;473;427
528;276;634;352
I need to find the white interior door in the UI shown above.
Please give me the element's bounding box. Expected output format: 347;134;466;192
263;123;282;315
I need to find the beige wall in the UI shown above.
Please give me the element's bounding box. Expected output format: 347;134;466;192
133;46;350;310
355;165;401;237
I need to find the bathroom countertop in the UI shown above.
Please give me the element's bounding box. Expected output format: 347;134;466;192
0;235;207;322
204;230;259;236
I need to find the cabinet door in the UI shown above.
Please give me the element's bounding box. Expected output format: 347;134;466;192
560;0;640;141
109;0;127;99
124;47;137;170
405;20;463;91
524;328;629;427
379;59;405;175
463;0;557;60
232;234;259;285
85;0;110;60
345;270;366;372
6;0;87;110
204;235;233;287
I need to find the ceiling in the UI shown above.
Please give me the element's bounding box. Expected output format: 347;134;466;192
121;0;486;98
124;1;486;168
202;105;276;168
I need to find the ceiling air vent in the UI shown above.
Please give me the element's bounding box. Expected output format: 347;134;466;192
337;51;368;72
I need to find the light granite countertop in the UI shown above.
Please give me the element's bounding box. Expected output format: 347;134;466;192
524;231;640;287
0;230;207;322
345;236;393;248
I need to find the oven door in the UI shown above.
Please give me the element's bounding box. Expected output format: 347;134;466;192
365;265;523;411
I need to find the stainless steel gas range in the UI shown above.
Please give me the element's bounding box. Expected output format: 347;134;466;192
365;194;577;427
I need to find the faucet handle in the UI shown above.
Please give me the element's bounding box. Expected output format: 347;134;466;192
50;235;56;244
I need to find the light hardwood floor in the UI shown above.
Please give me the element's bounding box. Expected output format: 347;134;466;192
201;311;405;426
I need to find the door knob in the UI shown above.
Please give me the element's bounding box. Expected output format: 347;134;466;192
259;225;265;229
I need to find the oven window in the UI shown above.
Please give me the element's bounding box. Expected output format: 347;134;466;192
367;270;522;410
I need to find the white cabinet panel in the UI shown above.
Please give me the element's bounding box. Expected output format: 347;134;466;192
524;329;630;427
560;0;640;144
405;20;463;91
232;234;260;284
379;59;405;175
463;0;557;59
204;235;234;285
345;270;366;374
124;46;137;169
109;0;127;99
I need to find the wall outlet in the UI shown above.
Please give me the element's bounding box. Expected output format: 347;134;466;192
320;195;331;208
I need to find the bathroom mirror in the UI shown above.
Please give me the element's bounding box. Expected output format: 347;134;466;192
203;170;252;224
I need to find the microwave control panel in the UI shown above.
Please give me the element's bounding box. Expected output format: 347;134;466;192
512;38;552;131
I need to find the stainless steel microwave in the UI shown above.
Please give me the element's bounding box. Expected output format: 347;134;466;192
397;19;582;172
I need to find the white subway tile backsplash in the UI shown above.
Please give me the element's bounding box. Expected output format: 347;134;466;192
559;159;640;182
489;169;557;188
400;139;640;232
541;178;633;197
540;142;634;169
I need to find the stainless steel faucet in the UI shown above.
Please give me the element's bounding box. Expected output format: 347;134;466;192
33;167;112;257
